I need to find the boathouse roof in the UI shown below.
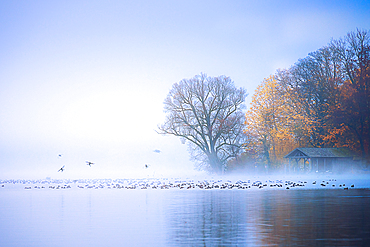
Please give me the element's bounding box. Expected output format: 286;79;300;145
284;148;354;159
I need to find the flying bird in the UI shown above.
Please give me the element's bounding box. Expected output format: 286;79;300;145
144;164;150;169
58;154;63;158
58;165;65;172
86;161;94;167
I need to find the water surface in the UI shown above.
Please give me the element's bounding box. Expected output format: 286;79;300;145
1;181;369;246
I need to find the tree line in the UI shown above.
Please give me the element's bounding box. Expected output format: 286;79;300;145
241;29;369;172
160;29;369;174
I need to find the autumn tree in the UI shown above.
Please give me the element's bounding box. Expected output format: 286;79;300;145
158;73;247;174
280;46;344;148
330;29;370;161
245;29;370;169
244;75;299;170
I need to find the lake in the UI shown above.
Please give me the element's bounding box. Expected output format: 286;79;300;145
1;177;370;246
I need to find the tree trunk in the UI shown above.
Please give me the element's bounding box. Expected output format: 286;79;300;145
208;152;223;174
262;137;271;173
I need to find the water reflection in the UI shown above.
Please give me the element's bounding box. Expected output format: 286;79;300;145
165;189;370;246
165;190;251;245
0;188;369;246
259;190;370;246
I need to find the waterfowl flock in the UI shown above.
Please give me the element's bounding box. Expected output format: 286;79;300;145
56;154;96;172
0;177;361;191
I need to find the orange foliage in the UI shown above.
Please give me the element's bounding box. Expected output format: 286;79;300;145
244;76;300;168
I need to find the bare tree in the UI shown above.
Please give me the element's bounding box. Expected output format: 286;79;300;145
158;73;247;174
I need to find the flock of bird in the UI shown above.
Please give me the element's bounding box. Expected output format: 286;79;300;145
57;154;94;172
57;153;157;172
0;153;352;191
312;179;355;190
56;149;162;172
0;178;356;191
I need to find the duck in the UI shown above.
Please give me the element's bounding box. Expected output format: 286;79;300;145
58;165;65;172
86;161;94;167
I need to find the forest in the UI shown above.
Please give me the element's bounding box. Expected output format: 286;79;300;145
235;29;370;172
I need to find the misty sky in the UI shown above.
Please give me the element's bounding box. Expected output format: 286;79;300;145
1;0;369;178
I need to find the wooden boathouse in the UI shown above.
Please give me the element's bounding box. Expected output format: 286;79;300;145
284;148;354;173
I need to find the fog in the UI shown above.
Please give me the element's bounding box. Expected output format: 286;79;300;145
2;2;370;246
1;1;370;180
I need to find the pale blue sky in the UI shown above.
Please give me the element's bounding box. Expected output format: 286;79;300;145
1;0;369;178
